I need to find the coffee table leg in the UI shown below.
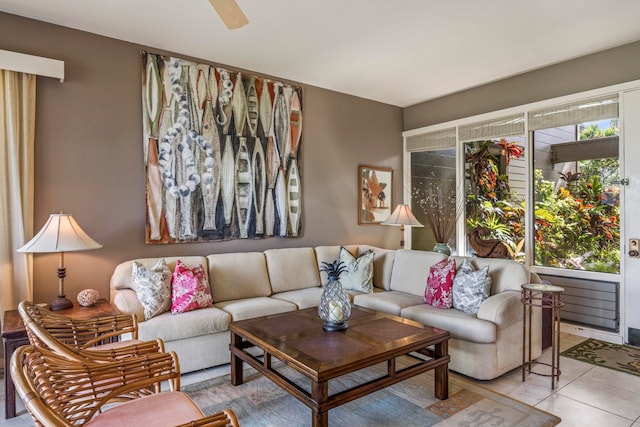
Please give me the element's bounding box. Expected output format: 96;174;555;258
434;340;449;400
311;380;328;427
230;331;244;386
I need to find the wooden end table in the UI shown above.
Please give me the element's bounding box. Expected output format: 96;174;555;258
2;299;119;419
230;306;450;427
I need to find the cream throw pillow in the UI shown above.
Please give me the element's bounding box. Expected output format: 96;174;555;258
131;259;172;320
338;246;374;293
452;259;492;315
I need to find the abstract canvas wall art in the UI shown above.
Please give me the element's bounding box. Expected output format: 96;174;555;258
141;52;303;243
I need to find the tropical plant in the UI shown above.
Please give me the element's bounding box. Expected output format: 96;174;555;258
465;139;525;260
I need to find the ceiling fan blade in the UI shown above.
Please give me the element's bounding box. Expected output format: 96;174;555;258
208;0;249;30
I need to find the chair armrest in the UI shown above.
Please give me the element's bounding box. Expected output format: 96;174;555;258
76;338;166;363
175;408;240;427
476;291;522;330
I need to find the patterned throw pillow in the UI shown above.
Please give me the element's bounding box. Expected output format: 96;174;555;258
338;246;374;293
452;259;492;315
171;260;213;314
131;259;172;320
425;258;456;309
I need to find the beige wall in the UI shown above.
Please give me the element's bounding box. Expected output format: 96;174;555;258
0;12;403;305
404;40;640;130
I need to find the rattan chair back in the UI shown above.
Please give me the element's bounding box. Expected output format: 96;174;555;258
18;300;165;364
19;300;138;347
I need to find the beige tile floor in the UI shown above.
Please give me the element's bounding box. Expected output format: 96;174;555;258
2;332;640;426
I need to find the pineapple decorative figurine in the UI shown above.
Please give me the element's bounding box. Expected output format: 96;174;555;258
318;260;352;331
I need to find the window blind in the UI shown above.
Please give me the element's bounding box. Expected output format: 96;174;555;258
458;114;525;142
529;94;619;130
406;127;456;152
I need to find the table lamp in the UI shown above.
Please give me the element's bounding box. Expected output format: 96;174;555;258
18;213;102;311
382;204;423;249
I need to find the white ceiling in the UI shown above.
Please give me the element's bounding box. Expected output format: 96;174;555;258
2;0;640;107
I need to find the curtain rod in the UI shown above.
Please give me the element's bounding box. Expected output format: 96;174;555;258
0;49;64;82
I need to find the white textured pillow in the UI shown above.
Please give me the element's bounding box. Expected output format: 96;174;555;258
452;259;492;315
338;246;374;293
131;259;172;320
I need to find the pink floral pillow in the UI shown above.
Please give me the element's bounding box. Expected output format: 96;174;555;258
171;260;213;314
424;258;456;309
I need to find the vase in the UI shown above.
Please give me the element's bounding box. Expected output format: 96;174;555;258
318;278;351;331
432;242;451;256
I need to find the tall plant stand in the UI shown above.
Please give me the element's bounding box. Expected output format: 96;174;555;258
521;283;565;389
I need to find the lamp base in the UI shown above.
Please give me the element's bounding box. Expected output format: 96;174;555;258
322;321;348;332
50;296;73;311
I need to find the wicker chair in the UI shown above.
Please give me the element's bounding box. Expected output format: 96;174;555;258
11;345;239;426
18;300;164;363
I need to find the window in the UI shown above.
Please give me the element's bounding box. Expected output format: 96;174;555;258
404;94;621;272
530;95;620;273
407;127;457;252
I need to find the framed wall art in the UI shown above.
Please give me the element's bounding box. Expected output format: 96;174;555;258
358;165;393;225
141;51;303;243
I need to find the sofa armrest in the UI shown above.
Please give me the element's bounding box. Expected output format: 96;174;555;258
476;290;522;330
112;289;145;321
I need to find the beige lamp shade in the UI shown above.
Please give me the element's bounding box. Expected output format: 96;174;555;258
18;213;101;311
18;213;102;253
382;204;423;227
382;204;423;249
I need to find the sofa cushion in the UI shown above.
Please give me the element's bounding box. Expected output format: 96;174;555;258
171;260;213;314
425;258;456;309
271;287;324;309
338;246;374;293
207;252;271;302
359;245;396;290
138;306;230;342
315;245;359;285
452;259;492;315
214;297;297;321
131;259;172;320
389;250;448;296
400;304;496;343
353;291;424;316
265;247;322;293
450;256;528;294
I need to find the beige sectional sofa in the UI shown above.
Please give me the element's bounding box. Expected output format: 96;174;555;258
109;245;541;380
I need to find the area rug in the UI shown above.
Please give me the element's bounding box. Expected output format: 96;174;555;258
561;338;640;377
183;359;560;426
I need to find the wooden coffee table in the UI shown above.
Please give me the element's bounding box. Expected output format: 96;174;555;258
230;306;450;427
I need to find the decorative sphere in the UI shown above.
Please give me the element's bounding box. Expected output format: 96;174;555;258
77;289;99;307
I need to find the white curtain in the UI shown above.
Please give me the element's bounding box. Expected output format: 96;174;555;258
0;69;36;316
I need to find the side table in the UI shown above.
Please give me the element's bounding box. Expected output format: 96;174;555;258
2;299;119;419
521;283;565;389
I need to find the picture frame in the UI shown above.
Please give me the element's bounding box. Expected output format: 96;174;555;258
358;165;393;225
